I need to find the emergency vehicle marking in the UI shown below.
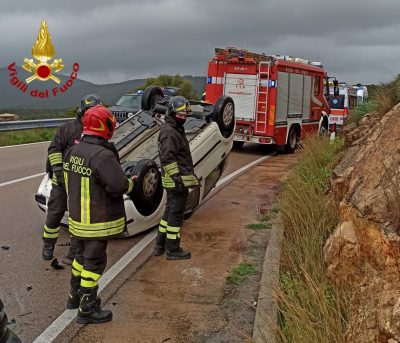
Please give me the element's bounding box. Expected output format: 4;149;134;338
65;156;92;176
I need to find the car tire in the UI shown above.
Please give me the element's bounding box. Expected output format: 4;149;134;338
123;159;163;216
141;86;165;111
233;141;244;149
212;96;235;138
285;126;299;153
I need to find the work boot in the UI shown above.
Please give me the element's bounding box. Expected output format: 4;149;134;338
153;231;166;256
76;287;112;324
42;238;56;260
67;277;101;310
62;236;77;265
166;238;191;260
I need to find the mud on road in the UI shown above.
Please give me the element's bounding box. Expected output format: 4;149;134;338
70;153;298;343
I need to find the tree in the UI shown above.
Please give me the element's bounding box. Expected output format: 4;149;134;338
133;74;199;100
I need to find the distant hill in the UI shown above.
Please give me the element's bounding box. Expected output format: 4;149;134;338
0;65;206;110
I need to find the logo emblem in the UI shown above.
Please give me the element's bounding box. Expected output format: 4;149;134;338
22;20;64;84
92;119;106;132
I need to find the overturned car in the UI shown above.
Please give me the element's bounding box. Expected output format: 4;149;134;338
35;86;235;236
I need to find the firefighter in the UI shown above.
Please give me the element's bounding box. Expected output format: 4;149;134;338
42;94;103;264
153;96;199;260
0;299;21;343
64;105;136;324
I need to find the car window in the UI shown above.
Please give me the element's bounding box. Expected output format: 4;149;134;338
115;95;142;108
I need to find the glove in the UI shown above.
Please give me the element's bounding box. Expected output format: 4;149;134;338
53;166;65;188
171;174;185;193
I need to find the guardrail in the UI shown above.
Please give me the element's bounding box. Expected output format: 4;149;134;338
0;118;74;132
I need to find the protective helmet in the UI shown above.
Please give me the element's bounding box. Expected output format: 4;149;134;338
77;94;103;118
166;96;191;116
83;105;117;140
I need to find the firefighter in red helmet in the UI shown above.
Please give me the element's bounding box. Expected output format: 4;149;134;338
42;94;102;264
63;105;136;324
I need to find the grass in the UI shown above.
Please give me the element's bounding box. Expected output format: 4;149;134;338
275;135;348;343
349;75;400;125
226;262;257;285
0;128;56;146
246;223;271;230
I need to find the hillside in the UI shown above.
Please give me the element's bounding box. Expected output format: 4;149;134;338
0;65;206;110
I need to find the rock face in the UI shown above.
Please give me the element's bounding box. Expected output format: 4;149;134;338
325;104;400;342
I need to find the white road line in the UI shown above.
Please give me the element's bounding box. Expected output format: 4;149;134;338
0;172;46;187
33;230;157;343
0;141;50;149
32;154;273;342
216;155;272;187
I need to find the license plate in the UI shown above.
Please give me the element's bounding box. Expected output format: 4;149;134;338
328;115;344;125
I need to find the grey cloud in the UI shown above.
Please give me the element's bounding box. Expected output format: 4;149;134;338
0;0;398;85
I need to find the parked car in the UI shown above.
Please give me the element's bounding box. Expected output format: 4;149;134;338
108;91;144;124
110;87;181;124
35;86;235;236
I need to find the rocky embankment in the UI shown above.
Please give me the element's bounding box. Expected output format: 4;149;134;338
325;104;400;342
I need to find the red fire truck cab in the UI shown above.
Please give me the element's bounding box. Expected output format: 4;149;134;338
205;47;330;150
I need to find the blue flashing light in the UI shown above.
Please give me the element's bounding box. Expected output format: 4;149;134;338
207;76;212;84
136;90;144;95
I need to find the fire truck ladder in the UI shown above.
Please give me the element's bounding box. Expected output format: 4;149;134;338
255;61;270;132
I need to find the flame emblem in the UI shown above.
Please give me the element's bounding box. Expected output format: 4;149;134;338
22;20;64;84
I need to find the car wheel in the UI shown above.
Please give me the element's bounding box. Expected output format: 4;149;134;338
212;96;235;138
141;86;165;111
233;141;244;149
123;159;163;216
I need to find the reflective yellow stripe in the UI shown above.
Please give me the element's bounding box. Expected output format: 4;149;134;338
43;232;59;239
80;177;90;224
64;172;68;195
162;175;175;189
51;174;58;185
44;225;60;233
69;217;125;230
68;217;125;238
126;179;134;194
159;219;167;233
164;162;179;176
48;153;62;166
43;225;60;239
181;175;199;186
80;269;101;288
167;233;178;240
72;259;83;277
167;225;180;233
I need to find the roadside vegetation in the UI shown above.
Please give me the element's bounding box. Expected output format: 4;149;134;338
276;135;347;343
134;74;199;100
0;107;75;120
0;128;55;147
350;74;400;125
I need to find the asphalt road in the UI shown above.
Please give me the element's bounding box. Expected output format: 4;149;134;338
0;141;272;342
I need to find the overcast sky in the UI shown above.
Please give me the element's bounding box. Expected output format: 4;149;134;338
0;0;398;85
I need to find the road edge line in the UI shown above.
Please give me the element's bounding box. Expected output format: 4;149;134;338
0;172;46;187
32;230;157;343
0;141;50;149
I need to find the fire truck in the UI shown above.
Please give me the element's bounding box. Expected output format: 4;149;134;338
205;47;331;150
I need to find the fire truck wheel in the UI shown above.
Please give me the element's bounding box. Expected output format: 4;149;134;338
285;127;299;153
123;159;163;216
233;141;245;149
212;96;235;138
141;86;165;111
